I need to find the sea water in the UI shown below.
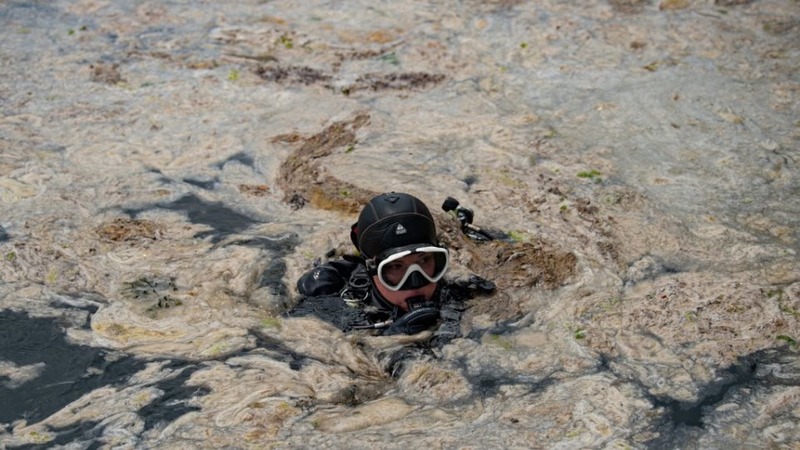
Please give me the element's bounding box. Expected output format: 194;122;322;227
1;0;798;448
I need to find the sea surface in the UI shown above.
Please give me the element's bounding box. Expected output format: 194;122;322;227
1;0;799;448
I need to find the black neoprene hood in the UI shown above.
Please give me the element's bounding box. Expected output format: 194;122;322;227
355;192;438;259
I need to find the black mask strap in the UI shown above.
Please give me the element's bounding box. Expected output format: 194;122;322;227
350;222;360;252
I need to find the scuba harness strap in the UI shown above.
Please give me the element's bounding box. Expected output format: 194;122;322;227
347;275;443;333
338;260;398;315
340;262;371;307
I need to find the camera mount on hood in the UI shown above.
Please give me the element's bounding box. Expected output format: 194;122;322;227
442;197;500;241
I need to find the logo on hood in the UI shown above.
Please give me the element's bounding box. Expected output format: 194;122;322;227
395;224;407;235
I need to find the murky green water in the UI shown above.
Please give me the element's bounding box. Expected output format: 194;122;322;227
1;0;799;448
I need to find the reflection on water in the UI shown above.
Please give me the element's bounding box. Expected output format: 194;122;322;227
1;0;799;447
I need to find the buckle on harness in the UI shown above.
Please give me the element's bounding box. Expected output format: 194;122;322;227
341;268;370;307
341;286;369;307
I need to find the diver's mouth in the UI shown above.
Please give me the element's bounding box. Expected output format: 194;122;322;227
400;288;430;300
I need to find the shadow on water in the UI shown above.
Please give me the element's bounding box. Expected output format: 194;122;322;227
123;194;260;242
0;309;211;446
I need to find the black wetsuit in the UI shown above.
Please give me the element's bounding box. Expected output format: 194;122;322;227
290;255;495;341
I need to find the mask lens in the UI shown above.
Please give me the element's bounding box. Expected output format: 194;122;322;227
376;246;448;291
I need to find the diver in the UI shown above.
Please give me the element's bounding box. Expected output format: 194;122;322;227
290;192;494;338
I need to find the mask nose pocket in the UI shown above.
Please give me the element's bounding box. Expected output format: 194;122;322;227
400;270;430;290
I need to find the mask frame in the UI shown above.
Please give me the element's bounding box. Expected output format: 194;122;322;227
371;245;449;291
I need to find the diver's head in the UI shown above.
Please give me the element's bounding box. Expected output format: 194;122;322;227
351;192;449;310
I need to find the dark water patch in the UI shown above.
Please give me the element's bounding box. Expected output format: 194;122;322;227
654;355;758;428
260;259;289;297
48;293;103;316
326;382;389;407
0;310;148;425
46;421;103;450
596;353;612;372
47;293;104;329
661;264;681;274
243;330;310;371
145;167;172;184
229;235;299;298
466;369;554;399
7;420;104;450
228;235;298;254
470;372;506;398
756;350;800;386
215;152;255;169
0;225;8;242
137;362;210;432
382;346;436;379
450;354;553;399
182;177;218;190
0;310;211;437
642;347;797;448
124;194;260;242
